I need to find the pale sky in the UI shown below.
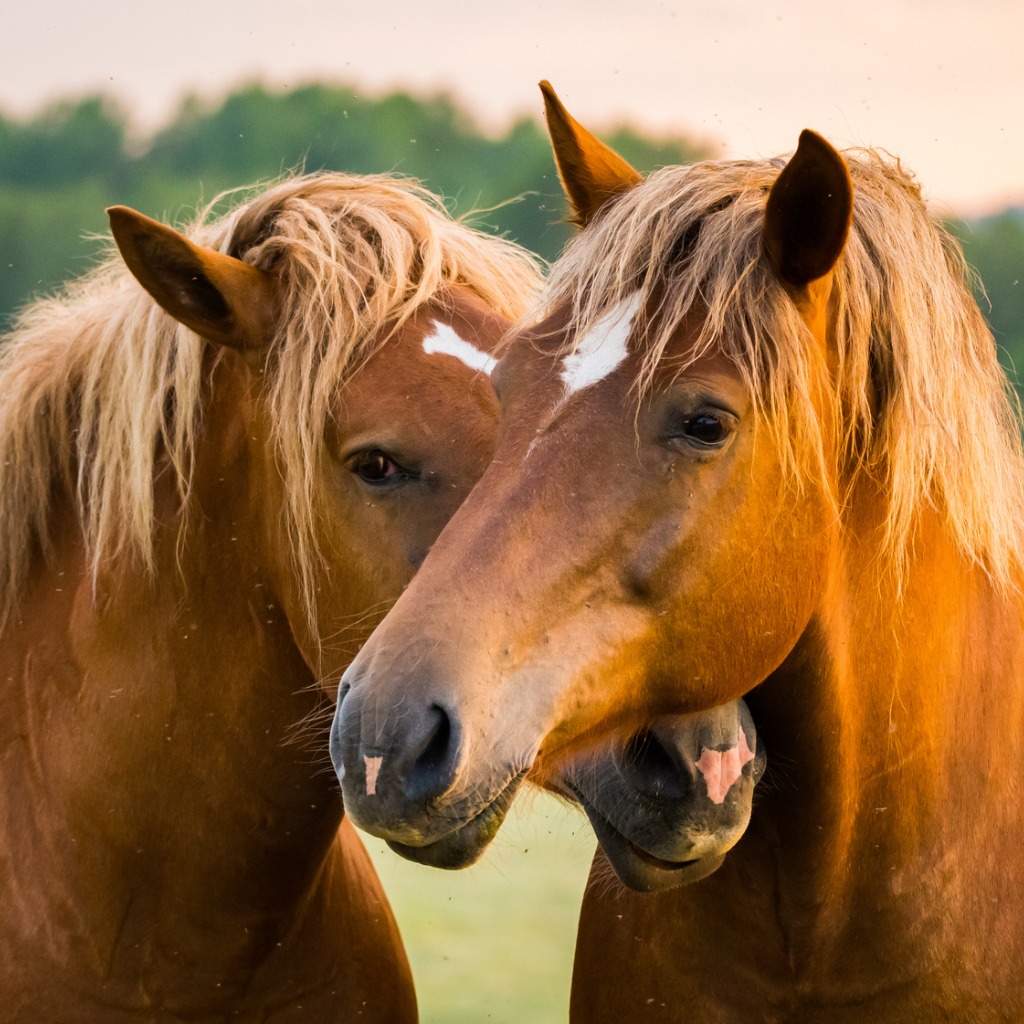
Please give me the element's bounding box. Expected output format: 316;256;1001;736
4;0;1023;217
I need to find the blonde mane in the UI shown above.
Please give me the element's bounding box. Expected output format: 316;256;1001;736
0;173;543;627
539;148;1024;589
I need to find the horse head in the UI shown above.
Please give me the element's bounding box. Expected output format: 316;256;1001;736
106;194;533;690
331;87;843;872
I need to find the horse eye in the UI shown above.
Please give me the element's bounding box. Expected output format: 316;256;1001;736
350;449;414;486
684;414;727;446
670;410;734;451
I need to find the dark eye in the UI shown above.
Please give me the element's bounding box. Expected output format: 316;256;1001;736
683;413;728;447
349;449;416;487
665;408;735;453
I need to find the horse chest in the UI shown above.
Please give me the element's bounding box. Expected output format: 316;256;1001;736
571;839;1024;1023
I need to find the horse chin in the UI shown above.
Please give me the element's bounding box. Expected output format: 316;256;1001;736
384;772;525;870
577;794;727;893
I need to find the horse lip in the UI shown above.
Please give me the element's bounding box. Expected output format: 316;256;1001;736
384;770;527;870
568;783;726;893
623;840;700;872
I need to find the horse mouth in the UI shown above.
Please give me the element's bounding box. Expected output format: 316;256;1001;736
624;840;700;872
384;771;526;870
569;786;726;893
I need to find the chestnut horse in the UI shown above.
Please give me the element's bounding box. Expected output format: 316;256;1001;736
0;172;540;1021
333;83;1024;1019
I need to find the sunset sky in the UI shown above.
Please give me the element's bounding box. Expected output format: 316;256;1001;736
5;0;1022;217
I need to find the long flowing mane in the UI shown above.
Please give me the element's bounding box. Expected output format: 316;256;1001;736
0;173;542;627
540;149;1024;587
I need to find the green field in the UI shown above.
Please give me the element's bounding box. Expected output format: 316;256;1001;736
362;793;597;1024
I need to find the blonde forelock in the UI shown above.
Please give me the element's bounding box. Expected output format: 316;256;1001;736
0;173;543;629
535;149;1024;590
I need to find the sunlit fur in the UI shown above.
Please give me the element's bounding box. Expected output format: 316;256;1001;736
0;173;541;633
537;151;1024;589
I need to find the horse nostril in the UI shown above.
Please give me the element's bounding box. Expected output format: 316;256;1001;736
403;703;462;803
617;727;690;801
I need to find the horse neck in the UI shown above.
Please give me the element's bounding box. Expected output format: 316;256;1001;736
746;477;1024;956
0;362;344;985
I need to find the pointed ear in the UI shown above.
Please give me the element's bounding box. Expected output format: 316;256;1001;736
763;130;853;290
107;206;278;353
540;80;643;228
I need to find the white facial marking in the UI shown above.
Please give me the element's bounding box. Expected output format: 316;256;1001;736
364;755;383;797
422;321;497;375
559;292;641;397
522;292;642;463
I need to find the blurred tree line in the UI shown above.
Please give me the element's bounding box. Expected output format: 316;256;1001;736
951;213;1024;385
0;82;705;325
0;82;1021;383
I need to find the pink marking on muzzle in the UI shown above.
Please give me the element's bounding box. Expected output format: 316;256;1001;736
694;730;755;804
364;756;383;797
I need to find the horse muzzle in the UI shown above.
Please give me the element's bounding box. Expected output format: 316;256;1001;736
561;699;765;892
330;671;528;867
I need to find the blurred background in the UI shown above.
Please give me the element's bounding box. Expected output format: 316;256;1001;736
2;0;1022;364
363;795;596;1024
3;3;1021;1020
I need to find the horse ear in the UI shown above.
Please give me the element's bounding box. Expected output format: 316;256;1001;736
107;206;277;354
763;130;853;289
540;80;643;228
